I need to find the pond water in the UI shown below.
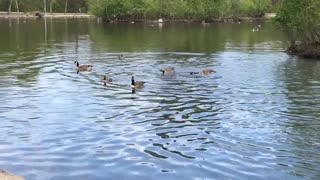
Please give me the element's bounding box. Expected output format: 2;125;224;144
0;18;320;180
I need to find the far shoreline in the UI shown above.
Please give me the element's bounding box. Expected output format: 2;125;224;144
93;13;276;23
0;11;94;19
0;11;275;22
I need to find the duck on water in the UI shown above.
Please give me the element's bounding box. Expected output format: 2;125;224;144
131;76;145;94
74;61;93;73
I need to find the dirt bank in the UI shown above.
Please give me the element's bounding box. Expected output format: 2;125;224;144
287;43;320;59
0;170;25;180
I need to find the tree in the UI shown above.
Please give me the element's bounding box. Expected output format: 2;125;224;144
64;0;68;14
275;0;320;46
8;0;12;14
15;0;19;12
49;0;53;14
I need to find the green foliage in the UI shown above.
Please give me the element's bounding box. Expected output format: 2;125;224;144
0;0;88;13
89;0;160;19
0;0;281;19
240;0;271;17
88;0;277;19
275;0;320;45
0;1;9;11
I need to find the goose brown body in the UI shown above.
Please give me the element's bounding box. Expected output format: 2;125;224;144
74;61;93;72
131;76;145;89
201;69;216;75
161;67;175;75
102;75;113;86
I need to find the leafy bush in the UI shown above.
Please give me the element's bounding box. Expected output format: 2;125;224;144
240;0;271;17
274;0;320;45
89;0;276;19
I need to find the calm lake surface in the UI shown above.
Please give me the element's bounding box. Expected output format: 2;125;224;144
0;18;320;180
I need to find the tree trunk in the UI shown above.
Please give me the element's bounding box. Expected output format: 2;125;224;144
160;0;163;18
8;0;13;15
44;0;46;14
64;0;68;14
50;0;53;14
15;0;19;12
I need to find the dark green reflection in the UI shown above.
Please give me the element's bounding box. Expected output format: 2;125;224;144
88;21;286;53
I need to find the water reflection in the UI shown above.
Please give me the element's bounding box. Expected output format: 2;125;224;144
277;56;320;178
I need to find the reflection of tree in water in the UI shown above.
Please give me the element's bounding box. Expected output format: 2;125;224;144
279;57;320;116
277;57;320;178
88;22;287;53
224;22;287;51
89;23;228;53
0;18;90;84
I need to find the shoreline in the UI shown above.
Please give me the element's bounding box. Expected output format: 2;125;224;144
287;43;320;60
0;12;275;21
0;12;94;19
0;170;24;180
102;13;276;23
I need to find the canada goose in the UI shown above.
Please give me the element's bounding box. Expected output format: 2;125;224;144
190;69;216;75
74;61;93;73
131;76;145;89
119;54;124;60
102;75;112;86
201;69;216;75
161;67;175;75
131;76;145;94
